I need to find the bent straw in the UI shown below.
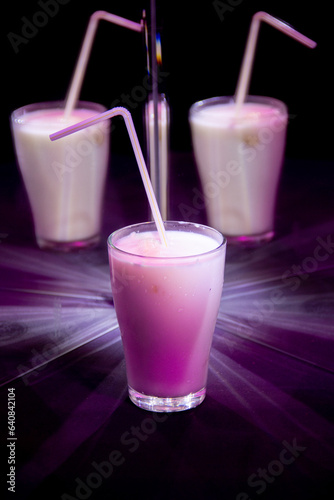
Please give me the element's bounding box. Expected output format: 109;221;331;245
235;11;316;111
50;107;168;247
64;11;143;119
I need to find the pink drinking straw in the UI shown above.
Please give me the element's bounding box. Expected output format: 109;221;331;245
234;11;317;111
50;107;168;247
64;11;143;119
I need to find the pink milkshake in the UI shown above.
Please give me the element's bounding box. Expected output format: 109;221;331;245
108;221;226;412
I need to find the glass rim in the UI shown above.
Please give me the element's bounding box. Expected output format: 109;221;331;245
11;100;107;121
107;220;227;261
189;94;288;117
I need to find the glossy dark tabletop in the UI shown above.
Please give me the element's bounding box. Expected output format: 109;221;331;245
0;151;334;500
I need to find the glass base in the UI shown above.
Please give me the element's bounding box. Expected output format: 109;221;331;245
225;230;274;246
128;386;206;412
37;234;100;252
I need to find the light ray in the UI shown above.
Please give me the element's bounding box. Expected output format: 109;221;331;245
1;219;333;389
0;243;119;386
208;347;334;468
18;356;128;489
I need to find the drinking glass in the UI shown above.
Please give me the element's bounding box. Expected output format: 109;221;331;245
11;100;110;250
108;220;227;412
189;95;288;244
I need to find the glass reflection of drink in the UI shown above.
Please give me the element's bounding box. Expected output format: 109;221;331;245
11;101;110;250
108;221;226;412
189;96;288;243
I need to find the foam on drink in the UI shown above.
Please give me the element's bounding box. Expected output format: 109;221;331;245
116;229;218;258
191;101;284;128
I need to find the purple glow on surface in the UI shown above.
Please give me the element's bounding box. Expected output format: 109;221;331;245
1;219;333;388
0;243;119;386
218;221;334;373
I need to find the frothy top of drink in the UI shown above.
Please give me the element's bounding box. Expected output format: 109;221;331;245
191;102;286;128
115;230;220;258
14;108;99;134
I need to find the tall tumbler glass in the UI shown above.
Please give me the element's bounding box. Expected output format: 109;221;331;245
11;100;110;250
189;96;288;244
108;221;227;412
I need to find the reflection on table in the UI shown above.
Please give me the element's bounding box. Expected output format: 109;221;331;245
0;154;334;500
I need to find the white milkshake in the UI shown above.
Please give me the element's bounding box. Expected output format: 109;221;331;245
11;101;110;250
189;96;288;242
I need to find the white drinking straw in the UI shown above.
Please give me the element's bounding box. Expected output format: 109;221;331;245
235;11;317;111
50;107;168;247
64;11;143;119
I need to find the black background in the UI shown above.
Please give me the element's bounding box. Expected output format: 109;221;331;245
1;0;331;168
